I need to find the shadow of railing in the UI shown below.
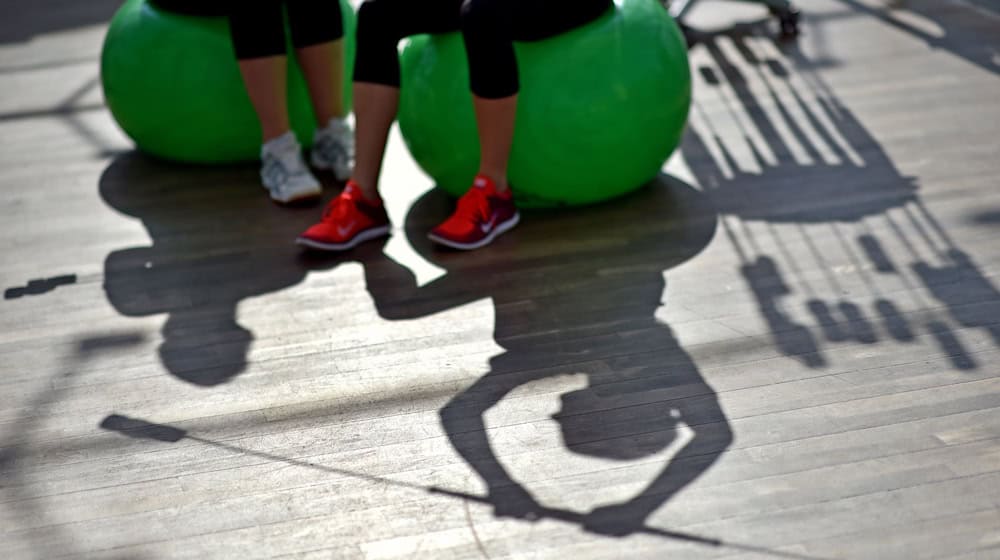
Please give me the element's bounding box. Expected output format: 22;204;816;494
0;0;124;44
682;27;1000;370
831;0;1000;77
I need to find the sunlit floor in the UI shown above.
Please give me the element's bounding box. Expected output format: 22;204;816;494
2;1;999;558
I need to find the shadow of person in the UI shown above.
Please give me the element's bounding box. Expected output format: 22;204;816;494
99;152;344;385
349;175;733;536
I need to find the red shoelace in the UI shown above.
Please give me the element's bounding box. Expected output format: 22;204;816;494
453;187;493;226
322;187;364;223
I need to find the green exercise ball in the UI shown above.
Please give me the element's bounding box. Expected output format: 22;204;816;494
398;0;690;207
101;0;355;163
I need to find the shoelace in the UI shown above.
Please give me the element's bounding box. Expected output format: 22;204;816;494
454;187;492;225
261;156;288;187
265;146;310;178
314;132;345;163
322;187;362;223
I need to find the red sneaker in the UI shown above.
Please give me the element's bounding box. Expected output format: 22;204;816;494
428;175;520;250
296;181;390;251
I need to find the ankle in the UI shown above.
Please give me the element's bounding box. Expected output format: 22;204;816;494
347;179;382;205
261;130;298;155
318;116;351;133
474;173;511;197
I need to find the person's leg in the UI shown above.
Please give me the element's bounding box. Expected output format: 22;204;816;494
230;2;321;204
296;41;346;124
350;83;399;202
425;0;523;249
231;2;292;143
297;0;462;250
462;0;612;193
287;0;347;124
348;0;463;200
459;0;518;194
286;0;353;179
470;94;516;192
427;0;612;249
236;56;290;142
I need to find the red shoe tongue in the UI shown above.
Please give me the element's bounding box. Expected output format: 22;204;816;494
342;181;384;208
473;175;493;190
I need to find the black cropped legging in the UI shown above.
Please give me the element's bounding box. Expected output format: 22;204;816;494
355;0;613;99
150;0;345;59
228;0;344;60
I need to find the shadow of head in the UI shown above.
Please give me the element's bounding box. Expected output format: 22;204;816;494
552;387;681;460
98;152;341;385
157;314;253;386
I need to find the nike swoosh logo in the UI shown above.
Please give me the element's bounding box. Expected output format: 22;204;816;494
336;222;357;237
480;214;498;233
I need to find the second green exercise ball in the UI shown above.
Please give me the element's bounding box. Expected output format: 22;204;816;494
398;0;691;207
101;0;355;163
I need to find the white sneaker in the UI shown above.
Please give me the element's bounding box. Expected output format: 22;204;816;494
260;131;322;204
310;117;354;181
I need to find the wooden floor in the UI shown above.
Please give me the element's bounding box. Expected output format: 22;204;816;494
2;1;1000;558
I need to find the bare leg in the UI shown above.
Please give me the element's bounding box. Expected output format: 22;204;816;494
295;39;346;125
351;82;399;201
237;55;290;143
473;94;517;194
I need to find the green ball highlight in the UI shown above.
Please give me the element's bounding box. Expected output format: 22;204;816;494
398;0;691;207
101;0;355;164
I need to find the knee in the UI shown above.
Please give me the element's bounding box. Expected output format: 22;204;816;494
356;0;385;25
439;392;482;425
357;0;402;42
715;420;735;450
438;399;462;425
460;0;506;35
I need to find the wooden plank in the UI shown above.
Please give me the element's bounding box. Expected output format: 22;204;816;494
3;0;1000;558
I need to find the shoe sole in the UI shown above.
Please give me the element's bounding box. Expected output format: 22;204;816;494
295;225;391;252
264;183;322;206
273;192;322;206
427;212;520;251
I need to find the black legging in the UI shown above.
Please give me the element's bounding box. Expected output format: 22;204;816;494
355;0;612;99
229;0;344;60
151;0;344;60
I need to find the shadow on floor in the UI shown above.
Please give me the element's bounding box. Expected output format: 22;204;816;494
0;0;125;44
0;0;124;43
99;151;343;385
97;146;741;540
682;26;1000;370
329;176;734;536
